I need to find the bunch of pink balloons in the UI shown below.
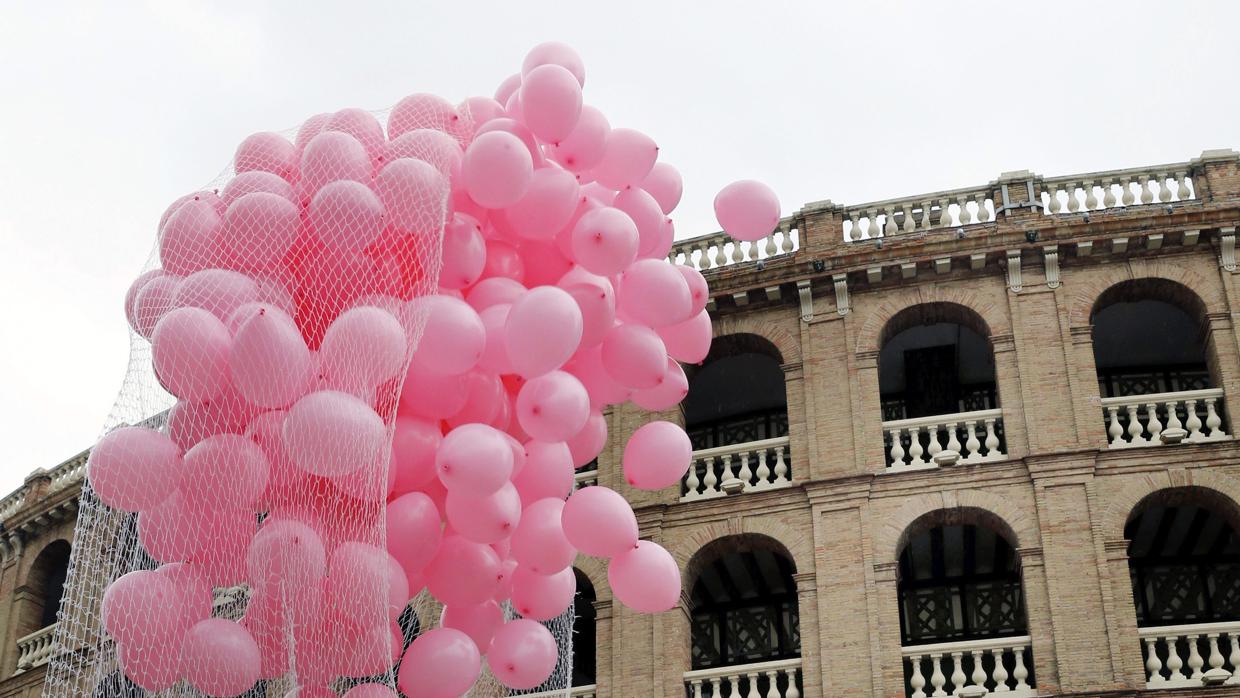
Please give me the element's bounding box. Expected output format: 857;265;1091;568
88;41;719;698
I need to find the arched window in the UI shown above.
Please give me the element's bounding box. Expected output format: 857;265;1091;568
571;569;597;689
897;514;1036;696
24;540;70;633
1092;280;1227;446
879;303;1005;469
683;335;791;498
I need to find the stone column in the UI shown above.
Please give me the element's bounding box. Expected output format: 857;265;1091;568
1017;546;1061;694
790;571;821;696
1204;312;1240;431
803;311;856;479
871;561;907;698
1066;325;1108;449
812;498;877;696
659;591;693;698
781;361;808;484
1102;539;1147;689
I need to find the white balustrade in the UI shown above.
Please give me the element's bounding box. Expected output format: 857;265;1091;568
883;409;1005;472
683;657;802;698
1139;620;1240;687
1041;167;1194;216
14;623;57;674
670;221;799;271
681;437;792;502
903;636;1034;698
574;468;598;489
842;188;995;242
517;684;598;698
1101;388;1228;449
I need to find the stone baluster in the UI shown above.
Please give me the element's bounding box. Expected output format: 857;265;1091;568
1176;172;1193;200
983;418;1000;454
1228;635;1240;681
909;427;926;466
1140;175;1156;204
902;203;915;233
1122;177;1137;205
964;420;981;460
945;422;962;456
956;194;972;224
1205;397;1223;435
918;201;932;229
723;453;739;488
1186;399;1203;438
684;461;701;498
849;213;864;241
763;670;779;698
1188;634;1205;679
1145;637;1166;684
1084;180;1099;209
1158;174;1173;203
1067;183;1082;212
690;679;704;698
758;235;772;259
1166;635;1187;681
949;652;966;694
889;428;906;468
1012;650;1030;691
724;238;740;265
1042;185;1057;213
929;654;947;697
744;671;760;698
754;446;772;487
773;445;789;484
710;676;722;697
969;649;986;689
884;208;898;237
938;198;953;227
926;426;944;461
785;669;801;698
1126;404;1146;444
909;657;928;698
1166;399;1184;434
1207;634;1226;675
991;647;1010;692
736;451;753;487
1103;179;1118;208
1146;401;1163;441
702;457;719;496
1107;406;1124;444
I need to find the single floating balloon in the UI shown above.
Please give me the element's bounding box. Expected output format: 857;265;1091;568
714;179;782;242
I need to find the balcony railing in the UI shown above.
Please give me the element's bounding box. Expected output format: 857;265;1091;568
517;685;598;698
684;657;802;698
883;409;1006;472
669;219;800;272
1139;620;1240;688
1040;164;1195;217
681;436;792;502
841;185;996;242
574;467;598;490
1101;388;1229;449
14;623;57;674
903;635;1034;698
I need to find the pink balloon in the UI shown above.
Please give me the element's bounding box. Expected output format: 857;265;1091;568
229;306;312;409
132;273;181;338
516;370;590;442
494;73;522;105
571;207;639;276
561;486;638;557
390;416;442;493
476;304;514;374
613;188;666;259
182;434;270;509
446;481;521;544
411;295;485;375
567;410;608;468
425;536;502;606
483;240;525;282
235;131;297;181
512;441;574;508
678;265;709;316
399;363;469;419
714;179;781;242
521;64;583;143
159;199;222;277
326;543;409;627
299;130;371;196
460;95;505;127
398;628;481;698
308;179;386;252
118;635;180;691
294;112;331;150
445;370;507;430
283;390;386;477
441;214;486;289
658;309;713;364
511;565;575;621
173;268;260;322
87;427;183;512
157;562;213;632
631;358;689;411
465;276;526;312
102;569;182;646
520;241;574;288
475;117;543;167
511;497;576;574
181;619;262;697
436;423;513;496
386;491;443;576
618;259;693;327
388;93;463;140
551;105;610;172
522;41;586;87
594;128;658;190
246;518;327;592
642;162;683;214
601;323;668;389
609;540;680;613
557;266;616;349
385;130;463;179
440;600;503;654
505;286;583;378
623;421;692;489
219;191;300;273
462;131;533;208
220;170;295;206
320;305;407;391
325;107;386;163
487;619;558;690
125;270;163;331
501;167;580;240
343;684;398;698
137;490;210;562
152;306;232;401
375;158;449;233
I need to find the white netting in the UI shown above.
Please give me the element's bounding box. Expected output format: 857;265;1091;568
50;41;707;698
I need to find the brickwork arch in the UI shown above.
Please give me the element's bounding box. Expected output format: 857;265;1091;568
710;313;801;365
1067;259;1225;330
1101;467;1240;539
854;287;1011;355
671;518;813;592
573;556;612;603
876;489;1040;562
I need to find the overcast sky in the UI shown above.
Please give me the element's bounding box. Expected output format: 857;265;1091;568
1;1;1238;495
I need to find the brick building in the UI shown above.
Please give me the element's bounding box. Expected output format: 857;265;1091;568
5;150;1240;697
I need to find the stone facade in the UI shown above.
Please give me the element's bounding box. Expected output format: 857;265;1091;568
6;152;1240;697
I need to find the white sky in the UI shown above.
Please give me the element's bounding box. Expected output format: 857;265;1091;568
2;1;1238;495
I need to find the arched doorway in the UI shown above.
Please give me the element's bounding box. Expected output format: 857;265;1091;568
683;334;791;499
1092;279;1228;447
571;569;597;690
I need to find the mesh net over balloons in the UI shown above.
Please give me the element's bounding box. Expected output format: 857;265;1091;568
47;42;718;698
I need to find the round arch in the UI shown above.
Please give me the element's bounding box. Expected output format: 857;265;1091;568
18;538;71;637
672;521;813;590
1067;260;1225;330
877;489;1039;563
855;288;1010;355
1102;469;1240;541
